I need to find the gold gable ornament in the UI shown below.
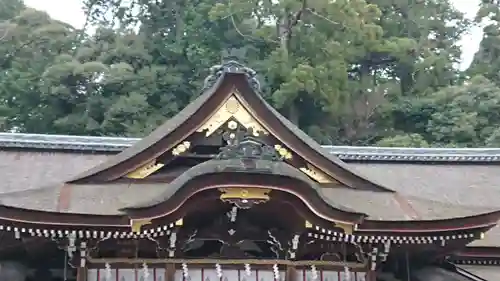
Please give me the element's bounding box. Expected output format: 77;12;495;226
334;222;354;235
274;144;293;160
219;187;271;209
130;219;151;233
300;164;335;184
172;141;191;156
197;95;268;137
126;160;165;179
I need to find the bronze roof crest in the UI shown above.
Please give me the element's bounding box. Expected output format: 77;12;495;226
203;60;261;91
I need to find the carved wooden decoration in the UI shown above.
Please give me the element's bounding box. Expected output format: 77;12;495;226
218;130;283;162
197;95;268;137
274;144;292;160
219;188;271;208
126;160;165;179
305;220;313;229
172;141;191;156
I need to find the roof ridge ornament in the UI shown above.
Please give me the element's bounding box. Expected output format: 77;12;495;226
203;60;261;92
217;128;283;162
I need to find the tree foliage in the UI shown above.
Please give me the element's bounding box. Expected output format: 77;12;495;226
0;0;498;148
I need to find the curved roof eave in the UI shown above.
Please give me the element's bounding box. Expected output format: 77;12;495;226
119;159;367;223
359;210;500;233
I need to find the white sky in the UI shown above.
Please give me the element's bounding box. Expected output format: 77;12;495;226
24;0;481;70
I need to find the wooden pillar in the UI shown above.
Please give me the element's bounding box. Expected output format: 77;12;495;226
165;263;176;281
76;266;87;281
286;266;297;281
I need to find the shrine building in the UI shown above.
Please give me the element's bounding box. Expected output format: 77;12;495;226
0;61;500;281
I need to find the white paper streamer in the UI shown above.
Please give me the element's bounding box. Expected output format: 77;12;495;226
244;263;251;276
105;263;112;281
273;264;279;280
311;265;318;280
142;263;150;280
182;263;189;278
215;263;222;278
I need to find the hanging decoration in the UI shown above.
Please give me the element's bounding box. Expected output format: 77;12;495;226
79;241;87;268
342;242;350;281
230;206;238;222
182;263;189;278
244;263;251;276
310;265;318;280
67;233;76;258
272;264;279;280
289;234;300;259
105;263;112;281
169;232;177;257
370;247;378;270
343;266;351;281
215;263;223;278
142;263;150;280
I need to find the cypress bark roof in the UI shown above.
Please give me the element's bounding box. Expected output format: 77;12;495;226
2;138;500;245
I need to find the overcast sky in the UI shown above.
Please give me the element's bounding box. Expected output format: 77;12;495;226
23;0;482;70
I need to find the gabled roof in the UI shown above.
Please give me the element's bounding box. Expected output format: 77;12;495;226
57;61;392;191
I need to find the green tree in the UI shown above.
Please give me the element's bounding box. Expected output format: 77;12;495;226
40;28;155;136
376;133;429;147
209;0;409;144
468;1;500;85
0;0;23;21
370;0;469;95
377;75;500;147
79;0;262;136
372;0;473;147
0;7;76;133
0;0;487;149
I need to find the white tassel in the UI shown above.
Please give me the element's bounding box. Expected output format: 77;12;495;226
105;263;112;281
244;264;251;276
215;263;222;278
182;263;189;278
273;264;279;280
311;265;318;280
142;263;150;280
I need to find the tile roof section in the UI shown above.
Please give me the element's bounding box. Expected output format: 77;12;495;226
0;133;135;152
3;132;500;162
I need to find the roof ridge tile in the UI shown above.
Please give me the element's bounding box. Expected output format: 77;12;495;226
1;132;500;162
